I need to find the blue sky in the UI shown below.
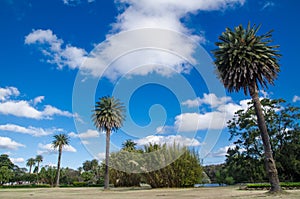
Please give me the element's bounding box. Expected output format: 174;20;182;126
0;0;300;170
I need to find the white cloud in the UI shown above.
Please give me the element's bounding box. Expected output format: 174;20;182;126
0;86;74;120
43;105;73;118
37;143;77;155
33;96;45;105
156;125;174;134
182;93;231;108
293;95;300;103
96;152;105;161
26;0;245;80
0;124;63;137
261;1;275;10
175;112;227;131
62;0;94;6
10;157;25;164
0;100;42;118
25;29;62;46
113;0;245;31
208;144;235;157
208;144;245;157
175;95;251;132
0;86;20;101
0;136;25;150
0;100;73;119
68;129;100;139
135;135;202;147
25;29;88;70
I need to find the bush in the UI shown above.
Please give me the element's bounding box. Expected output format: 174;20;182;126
72;181;103;187
72;181;88;187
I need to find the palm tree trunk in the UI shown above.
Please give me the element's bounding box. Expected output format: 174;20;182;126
249;84;282;193
29;166;32;174
37;162;40;183
55;146;62;187
104;129;111;190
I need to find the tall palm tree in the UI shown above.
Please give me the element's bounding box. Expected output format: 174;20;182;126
35;155;43;173
213;23;281;193
92;96;125;190
26;158;36;174
52;133;70;187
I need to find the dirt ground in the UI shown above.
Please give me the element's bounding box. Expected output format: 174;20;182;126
0;187;299;199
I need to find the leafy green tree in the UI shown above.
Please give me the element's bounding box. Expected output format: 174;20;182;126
11;166;27;183
213;23;281;192
39;166;56;186
0;166;14;185
81;171;94;183
59;167;81;185
81;159;102;184
0;154;14;170
26;158;36;174
203;164;224;184
92;96;125;189
226;98;300;183
52;133;70;187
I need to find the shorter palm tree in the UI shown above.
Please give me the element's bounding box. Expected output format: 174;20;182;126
35;155;43;183
26;158;36;174
122;140;137;152
35;155;43;173
92;96;125;190
52;133;70;187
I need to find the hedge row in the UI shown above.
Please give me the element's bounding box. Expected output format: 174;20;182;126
247;182;300;189
0;184;51;188
0;183;105;188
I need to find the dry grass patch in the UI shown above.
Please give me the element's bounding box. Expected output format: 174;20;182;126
0;186;300;199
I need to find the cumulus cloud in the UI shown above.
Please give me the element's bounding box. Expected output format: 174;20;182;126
0;124;63;137
37;143;77;155
26;0;245;80
0;100;74;119
33;96;45;105
68;129;100;139
156;125;174;134
208;144;246;157
0;86;74;120
0;86;20;101
175;94;250;132
135;135;202;147
10;157;25;164
293;95;300;103
96;152;105;161
0;136;25;150
113;0;245;31
25;29;88;70
182;93;231;108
